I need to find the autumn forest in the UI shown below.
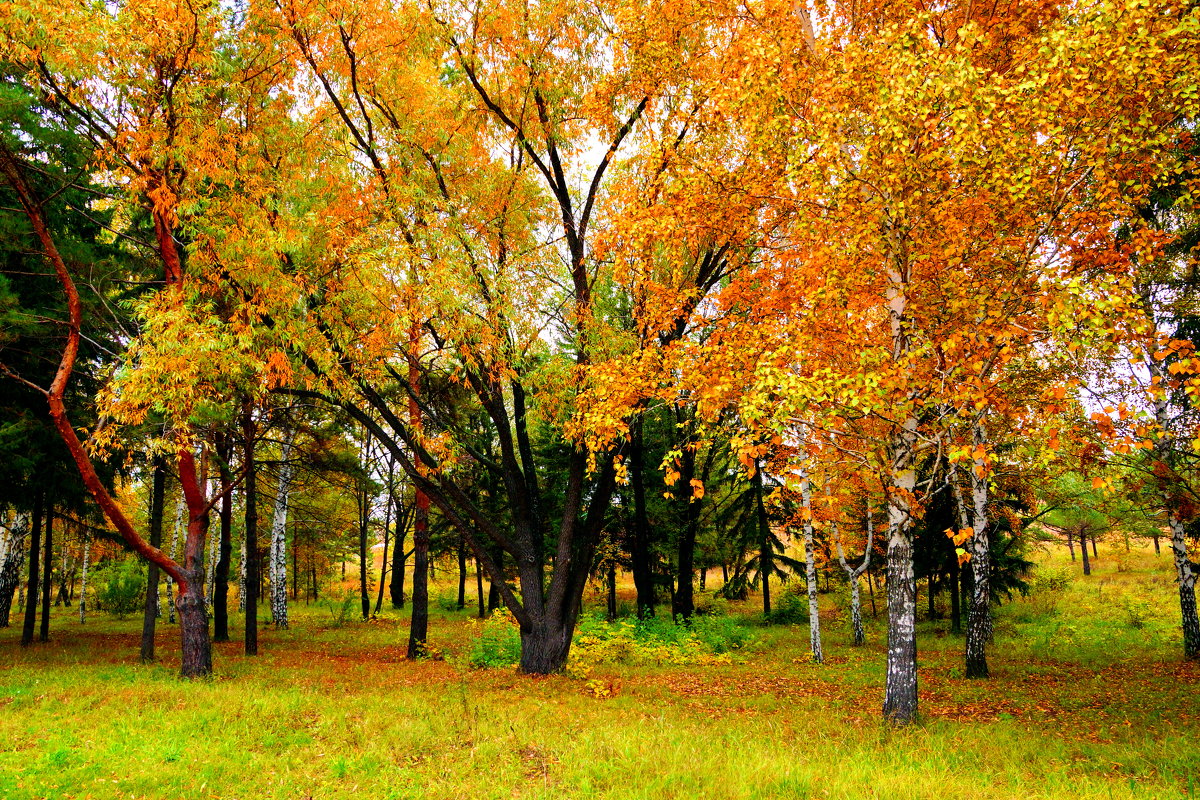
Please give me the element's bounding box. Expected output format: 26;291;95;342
1;0;1199;797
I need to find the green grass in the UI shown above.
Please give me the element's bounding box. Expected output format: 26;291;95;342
1;542;1197;799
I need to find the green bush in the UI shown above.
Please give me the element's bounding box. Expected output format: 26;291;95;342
766;583;810;625
92;559;147;619
467;609;522;668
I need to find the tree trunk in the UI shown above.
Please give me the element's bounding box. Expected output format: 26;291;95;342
167;498;182;624
375;463;393;615
0;515;28;627
1080;528;1092;576
1168;511;1200;659
1091;535;1098;558
213;437;233;642
755;465;772;617
1153;533;1161;556
797;458;823;663
673;443;700;621
629;418;656;619
882;418;919;725
1066;529;1075;561
488;547;502;613
606;563;617;622
965;422;991;679
141;458;167;661
476;554;485;618
359;480;370;621
243;406;259;656
270;434;295;629
389;515;407;609
78;540;88;624
406;490;430;658
39;505;52;642
457;533;467;610
518;620;574;674
21;495;42;647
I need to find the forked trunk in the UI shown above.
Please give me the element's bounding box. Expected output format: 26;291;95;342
519;620;573;674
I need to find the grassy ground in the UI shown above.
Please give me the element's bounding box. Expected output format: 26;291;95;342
1;542;1197;800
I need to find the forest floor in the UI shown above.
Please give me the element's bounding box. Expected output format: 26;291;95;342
1;542;1197;800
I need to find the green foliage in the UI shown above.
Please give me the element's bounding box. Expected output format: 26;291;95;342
321;589;357;628
91;559;146;619
467;610;522;669
765;582;811;625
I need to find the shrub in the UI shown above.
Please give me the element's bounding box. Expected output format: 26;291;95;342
92;559;146;619
766;583;810;625
467;609;522;668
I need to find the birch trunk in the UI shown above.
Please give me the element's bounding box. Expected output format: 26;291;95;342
797;459;823;663
238;537;246;614
21;496;43;647
0;515;28;627
965;420;991;679
833;510;874;646
270;434;295;630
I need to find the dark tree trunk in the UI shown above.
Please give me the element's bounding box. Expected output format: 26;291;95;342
214;439;233;642
488;547;502;613
927;575;936;621
243;406;259;656
375;467;393;616
310;563;318;602
39;505;52;642
519;620;574;674
406;492;430;659
1091;535;1098;558
390;520;407;609
629;418;656;619
1153;533;1160;555
755;466;772;617
1080;529;1091;576
672;442;700;621
359;480;370;621
141;458;166;660
476;553;485;618
457;533;467;610
607;563;617;621
21;495;42;647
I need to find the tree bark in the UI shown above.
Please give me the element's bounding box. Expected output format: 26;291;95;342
270;433;295;629
832;510;873;647
629;418;656;618
1066;528;1075;561
213;437;233;642
965;421;991;679
406;490;430;658
882;416;919;725
78;540;89;624
476;553;485;618
797;456;823;663
0;515;28;627
243;405;259;656
457;532;467;610
1080;528;1092;576
141;457;166;661
39;506;52;642
21;495;42;647
754;464;772;617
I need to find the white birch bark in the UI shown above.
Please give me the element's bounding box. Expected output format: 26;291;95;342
238;536;246;614
796;457;823;663
833;509;874;646
965;418;992;678
270;434;295;629
0;514;29;626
